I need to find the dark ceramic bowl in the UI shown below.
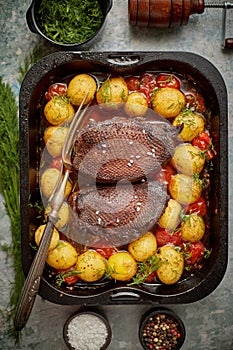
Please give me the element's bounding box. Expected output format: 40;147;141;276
139;307;186;350
63;310;112;350
26;0;112;50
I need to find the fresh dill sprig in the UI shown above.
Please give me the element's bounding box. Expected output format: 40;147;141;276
0;78;23;321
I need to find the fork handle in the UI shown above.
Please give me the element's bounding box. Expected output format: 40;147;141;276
14;219;55;331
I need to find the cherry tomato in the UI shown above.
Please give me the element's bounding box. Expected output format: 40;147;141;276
185;197;207;216
155;228;182;247
185;92;206;113
181;241;205;265
50;156;63;170
154;163;176;186
64;274;80;285
95;246;118;259
156;74;180;89
45;83;67;101
139;73;157;105
192;130;211;151
205;149;215;160
145;270;157;283
140;72;157;87
125;76;140;91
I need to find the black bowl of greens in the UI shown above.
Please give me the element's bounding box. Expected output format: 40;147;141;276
26;0;112;50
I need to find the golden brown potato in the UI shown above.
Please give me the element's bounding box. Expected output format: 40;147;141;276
40;168;72;198
181;214;205;242
128;232;157;262
43;126;68;157
124;92;148;117
108;251;137;281
152;87;185;118
169;173;202;205
67;74;97;106
76;250;106;282
44;96;75;125
45;202;70;230
96;76;128;108
159;199;182;230
172;144;205;176
157;245;184;284
173;111;205;141
34;224;60;251
46;240;78;270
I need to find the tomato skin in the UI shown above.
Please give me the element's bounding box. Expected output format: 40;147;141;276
192;130;216;160
50;156;63;170
125;76;140;91
192;131;211;151
140;73;157;87
45;83;67;101
156;74;180;89
185;92;206;113
155;228;182;247
139;73;157;105
95;246;118;259
145;270;157;282
181;241;205;265
154;163;176;186
185;198;207;216
64;275;79;285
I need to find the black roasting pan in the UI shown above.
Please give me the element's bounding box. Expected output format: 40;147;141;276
19;51;228;305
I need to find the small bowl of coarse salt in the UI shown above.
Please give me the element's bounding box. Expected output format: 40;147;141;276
63;310;112;350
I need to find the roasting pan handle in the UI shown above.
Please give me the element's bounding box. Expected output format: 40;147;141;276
107;53;143;66
110;291;142;302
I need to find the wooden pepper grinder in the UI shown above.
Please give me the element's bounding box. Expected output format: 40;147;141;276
128;0;233;48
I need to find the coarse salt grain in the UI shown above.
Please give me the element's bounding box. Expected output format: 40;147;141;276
66;313;109;350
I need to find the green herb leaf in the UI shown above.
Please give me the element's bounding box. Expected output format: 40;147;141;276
0;78;23;319
37;0;103;44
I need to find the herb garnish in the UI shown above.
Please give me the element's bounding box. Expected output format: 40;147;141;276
0;78;23;321
128;255;161;285
37;0;103;44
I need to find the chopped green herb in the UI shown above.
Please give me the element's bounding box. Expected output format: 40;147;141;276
37;0;103;44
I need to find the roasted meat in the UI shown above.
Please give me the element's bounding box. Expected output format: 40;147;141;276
67;180;168;247
72;117;180;183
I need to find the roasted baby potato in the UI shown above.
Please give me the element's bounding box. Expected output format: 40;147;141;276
40;168;72;198
169;173;202;205
34;224;60;251
181;214;205;242
173;111;205;141
159;199;182;230
43;126;68;157
124;91;148;117
172;143;205;176
108;251;137;281
67;74;97;106
152;87;185;118
44;96;75;125
157;245;184;284
45;202;70;230
96;76;128;108
76;250;106;282
46;240;78;270
128;232;157;262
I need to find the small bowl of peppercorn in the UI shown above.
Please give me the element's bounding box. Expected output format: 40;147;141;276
26;0;113;50
139;307;186;350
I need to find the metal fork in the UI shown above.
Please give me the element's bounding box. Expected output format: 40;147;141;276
14;94;88;331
